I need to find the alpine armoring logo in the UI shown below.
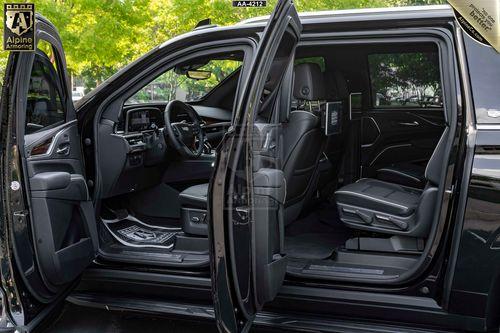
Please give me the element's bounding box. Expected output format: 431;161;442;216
3;3;35;51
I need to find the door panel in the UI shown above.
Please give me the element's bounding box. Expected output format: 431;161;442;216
209;1;301;332
361;108;445;177
25;121;97;287
361;47;445;178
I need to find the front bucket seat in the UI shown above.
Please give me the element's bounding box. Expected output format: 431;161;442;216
178;63;329;227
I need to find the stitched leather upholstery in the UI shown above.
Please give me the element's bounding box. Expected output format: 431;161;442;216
335;179;420;216
335;128;449;237
179;183;208;209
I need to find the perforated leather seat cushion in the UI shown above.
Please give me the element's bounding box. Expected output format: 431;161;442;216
335;179;420;216
179;183;209;209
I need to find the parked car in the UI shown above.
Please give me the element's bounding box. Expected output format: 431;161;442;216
71;89;84;102
1;2;500;332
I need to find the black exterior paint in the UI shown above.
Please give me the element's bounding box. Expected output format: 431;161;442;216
2;5;500;333
445;31;500;329
449;133;500;323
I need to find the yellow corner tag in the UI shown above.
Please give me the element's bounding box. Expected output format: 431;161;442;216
448;0;499;52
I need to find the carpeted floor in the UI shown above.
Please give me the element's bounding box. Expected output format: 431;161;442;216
285;205;352;260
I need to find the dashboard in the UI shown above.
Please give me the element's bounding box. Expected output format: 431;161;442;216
119;104;232;134
99;103;232;199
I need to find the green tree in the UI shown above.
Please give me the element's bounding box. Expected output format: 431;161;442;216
0;0;447;90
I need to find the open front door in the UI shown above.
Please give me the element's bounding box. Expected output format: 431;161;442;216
209;1;302;332
0;15;97;328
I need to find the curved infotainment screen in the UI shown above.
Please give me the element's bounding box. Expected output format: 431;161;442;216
123;107;166;133
127;109;151;132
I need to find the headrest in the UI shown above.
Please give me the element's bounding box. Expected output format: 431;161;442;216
324;70;349;100
293;63;325;101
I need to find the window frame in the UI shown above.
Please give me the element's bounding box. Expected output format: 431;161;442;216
19;31;73;141
25;48;67;134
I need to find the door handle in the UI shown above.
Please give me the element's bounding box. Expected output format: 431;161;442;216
235;206;249;221
398;121;419;126
56;144;70;156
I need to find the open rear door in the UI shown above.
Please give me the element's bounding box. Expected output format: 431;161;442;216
209;1;302;332
0;15;97;329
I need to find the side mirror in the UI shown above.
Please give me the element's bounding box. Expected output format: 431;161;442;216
186;70;212;80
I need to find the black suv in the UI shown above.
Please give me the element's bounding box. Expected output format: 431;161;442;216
1;1;500;332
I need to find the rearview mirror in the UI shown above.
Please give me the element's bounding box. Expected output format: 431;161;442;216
186;70;212;80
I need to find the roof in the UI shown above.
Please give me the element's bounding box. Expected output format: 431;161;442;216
238;5;454;25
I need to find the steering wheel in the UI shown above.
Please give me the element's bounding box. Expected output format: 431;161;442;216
164;100;205;158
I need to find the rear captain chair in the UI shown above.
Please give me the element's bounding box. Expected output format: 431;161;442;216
335;127;449;242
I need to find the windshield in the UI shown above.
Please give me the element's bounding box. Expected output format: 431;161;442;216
125;56;242;105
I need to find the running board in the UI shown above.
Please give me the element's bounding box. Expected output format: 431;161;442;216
68;293;449;333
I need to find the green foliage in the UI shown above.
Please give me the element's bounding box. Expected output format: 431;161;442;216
369;52;442;107
0;0;447;90
127;57;242;104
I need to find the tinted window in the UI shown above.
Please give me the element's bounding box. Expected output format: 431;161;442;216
463;34;500;124
26;42;65;134
126;55;242;105
369;52;442;108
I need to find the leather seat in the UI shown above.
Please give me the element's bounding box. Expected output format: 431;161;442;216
281;63;328;224
178;183;209;236
179;63;329;226
335;179;420;216
376;163;426;189
335;127;449;238
179;183;208;209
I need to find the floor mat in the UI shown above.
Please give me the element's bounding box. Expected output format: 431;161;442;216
285;233;338;260
285;204;353;260
102;215;178;249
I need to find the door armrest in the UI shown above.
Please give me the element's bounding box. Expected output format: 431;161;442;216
30;172;89;201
